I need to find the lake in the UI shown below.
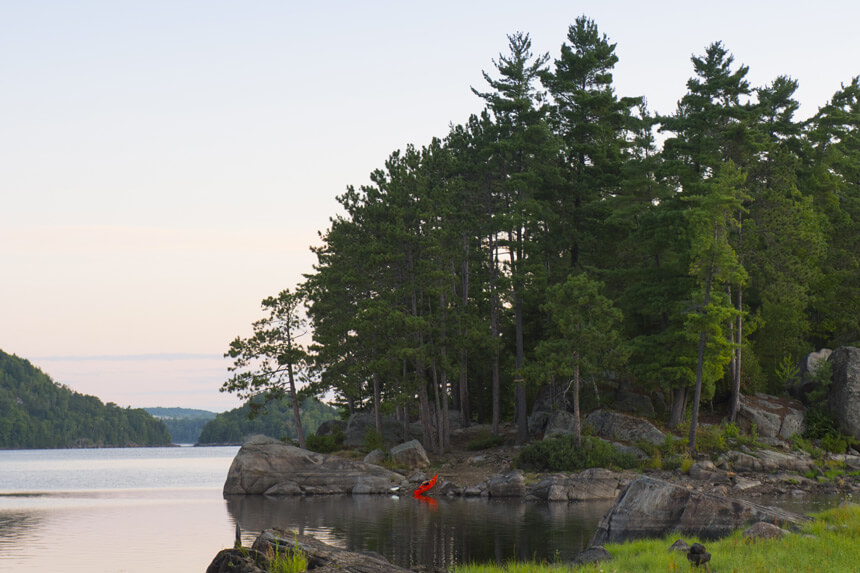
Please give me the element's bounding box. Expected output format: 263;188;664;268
0;447;840;571
0;446;618;571
0;446;239;572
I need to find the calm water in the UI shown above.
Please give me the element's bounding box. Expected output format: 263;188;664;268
0;448;840;572
0;446;616;571
228;495;614;568
0;446;240;572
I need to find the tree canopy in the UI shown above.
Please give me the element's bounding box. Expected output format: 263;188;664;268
229;16;860;451
0;350;171;449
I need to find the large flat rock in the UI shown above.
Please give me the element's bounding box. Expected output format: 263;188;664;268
590;475;810;545
527;468;629;501
223;435;406;496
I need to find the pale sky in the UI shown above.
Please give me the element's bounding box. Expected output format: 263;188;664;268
2;1;857;412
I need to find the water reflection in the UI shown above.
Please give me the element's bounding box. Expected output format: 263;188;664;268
227;495;615;568
0;512;43;548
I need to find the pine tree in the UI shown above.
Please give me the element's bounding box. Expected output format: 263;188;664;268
472;31;556;442
223;289;310;449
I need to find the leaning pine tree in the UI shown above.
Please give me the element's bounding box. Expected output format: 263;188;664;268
222;288;310;449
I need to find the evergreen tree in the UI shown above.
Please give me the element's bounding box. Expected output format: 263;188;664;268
532;273;626;446
541;16;641;276
803;78;860;348
659;42;753;428
683;162;748;451
223;289;311;448
472;31;557;442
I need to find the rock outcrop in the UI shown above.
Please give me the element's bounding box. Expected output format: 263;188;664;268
223;435;405;496
611;380;656;418
207;548;269;573
209;529;411;573
585;409;665;445
828;346;860;441
590;475;810;545
389;439;430;469
486;470;526;497
363;448;386;465
252;529;409;572
527;468;628;501
345;413;407;448
789;348;832;398
736;393;805;441
315;419;346;437
544;410;577;438
718;448;816;474
571;546;612;565
742;521;789;540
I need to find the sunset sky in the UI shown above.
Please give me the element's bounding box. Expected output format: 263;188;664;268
2;1;857;412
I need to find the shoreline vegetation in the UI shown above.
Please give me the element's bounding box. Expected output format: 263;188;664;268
0;350;171;449
454;504;860;573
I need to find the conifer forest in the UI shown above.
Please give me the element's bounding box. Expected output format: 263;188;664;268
223;17;860;454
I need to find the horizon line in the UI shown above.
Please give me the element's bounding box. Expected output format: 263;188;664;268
31;353;224;362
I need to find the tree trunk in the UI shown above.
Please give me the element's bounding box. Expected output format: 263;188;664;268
688;263;714;453
439;352;451;451
437;289;451;451
490;235;501;436
667;386;688;429
399;362;410;439
417;367;435;452
431;359;443;454
729;210;744;423
283;326;306;449
459;349;470;428
372;371;382;435
728;285;737;396
510;229;528;444
572;353;582;448
730;286;743;421
287;364;306;449
459;234;471;427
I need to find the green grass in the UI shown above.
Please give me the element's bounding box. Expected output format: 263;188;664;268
454;504;860;573
267;548;307;573
264;534;309;573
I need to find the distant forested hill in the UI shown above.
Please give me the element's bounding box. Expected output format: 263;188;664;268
144;407;215;444
0;350;171;448
197;395;339;444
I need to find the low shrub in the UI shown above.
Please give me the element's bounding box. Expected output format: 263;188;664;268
515;435;638;472
466;431;506;451
305;429;344;453
362;428;384;453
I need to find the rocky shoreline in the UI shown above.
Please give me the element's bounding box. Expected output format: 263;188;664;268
209;346;860;570
210;431;858;572
222;432;860;502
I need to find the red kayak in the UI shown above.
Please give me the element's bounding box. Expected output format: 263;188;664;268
413;474;438;498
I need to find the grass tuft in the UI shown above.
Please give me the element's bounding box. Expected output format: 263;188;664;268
454;505;860;573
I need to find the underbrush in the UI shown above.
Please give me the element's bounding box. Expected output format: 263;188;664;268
455;504;860;573
305;429;344;453
466;431;506;451
515;435;638;472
